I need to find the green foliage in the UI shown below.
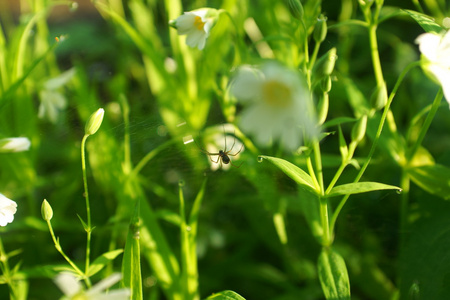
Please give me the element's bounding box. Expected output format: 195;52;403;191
1;0;450;299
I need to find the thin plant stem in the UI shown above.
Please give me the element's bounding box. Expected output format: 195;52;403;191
329;61;421;235
81;134;92;281
44;219;88;284
407;89;443;161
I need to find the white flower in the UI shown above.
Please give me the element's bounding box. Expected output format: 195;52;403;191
232;63;318;151
416;30;450;106
39;68;76;123
0;194;17;227
0;137;31;153
171;8;218;50
54;272;130;300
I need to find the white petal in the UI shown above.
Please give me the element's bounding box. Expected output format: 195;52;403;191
231;66;262;101
89;289;131;300
428;64;450;107
416;33;440;61
185;30;207;49
0;137;31;152
44;68;76;90
88;273;122;294
54;273;82;297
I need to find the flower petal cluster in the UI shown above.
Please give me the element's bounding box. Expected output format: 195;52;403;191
0;137;31;153
170;8;218;50
416;30;450;106
232;62;318;151
39;68;76;123
54;272;130;300
0;194;17;227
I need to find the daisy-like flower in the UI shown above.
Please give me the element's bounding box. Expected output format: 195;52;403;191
0;194;17;227
0;137;31;153
416;30;450;106
232;62;318;151
170;8;218;50
54;272;130;300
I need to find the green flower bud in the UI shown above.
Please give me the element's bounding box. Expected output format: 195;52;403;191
313;48;337;80
321;76;332;93
370;82;388;110
41;199;53;221
284;0;304;20
314;15;328;43
317;95;329;125
351;115;368;143
85;108;105;135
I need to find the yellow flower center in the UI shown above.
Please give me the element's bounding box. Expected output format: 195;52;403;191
262;80;293;107
193;16;205;31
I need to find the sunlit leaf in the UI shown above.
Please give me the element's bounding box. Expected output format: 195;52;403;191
88;249;124;277
205;290;246;300
318;248;351;300
258;155;318;194
403;10;443;34
327;182;401;198
407;164;450;200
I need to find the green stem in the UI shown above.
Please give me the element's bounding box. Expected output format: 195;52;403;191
45;220;87;282
399;169;410;253
368;24;384;86
329;61;421;235
406;89;443;161
81;134;92;280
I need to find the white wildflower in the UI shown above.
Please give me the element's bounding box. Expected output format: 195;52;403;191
54;272;130;300
232;62;318;151
0;137;31;153
170;8;218;50
416;30;450;106
39;68;76;123
0;194;17;227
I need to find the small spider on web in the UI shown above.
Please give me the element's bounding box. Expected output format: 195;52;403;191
194;127;244;169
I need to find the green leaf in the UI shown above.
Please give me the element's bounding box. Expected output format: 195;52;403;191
318;248;351;300
87;249;124;277
258;155;318;194
403;10;443;34
407;164;450;200
327;182;401;198
205;290;246;300
323;117;357;129
122;201;142;299
76;214;89;232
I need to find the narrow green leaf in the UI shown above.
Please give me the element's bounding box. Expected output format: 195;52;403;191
318;248;351;300
122;200;142;299
407;164;450;200
76;214;89;232
205;290;246;300
273;212;288;245
327;182;401;198
258;155;318;194
87;249;124;277
403;10;443;34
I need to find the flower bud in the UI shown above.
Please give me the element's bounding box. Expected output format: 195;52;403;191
314;15;328;43
317;95;329;125
85;108;104;135
0;137;31;153
284;0;304;20
370;82;388;110
321;76;332;93
313;48;337;80
351;115;368;144
41;199;53;221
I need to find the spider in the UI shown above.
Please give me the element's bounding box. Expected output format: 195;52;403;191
195;131;244;168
